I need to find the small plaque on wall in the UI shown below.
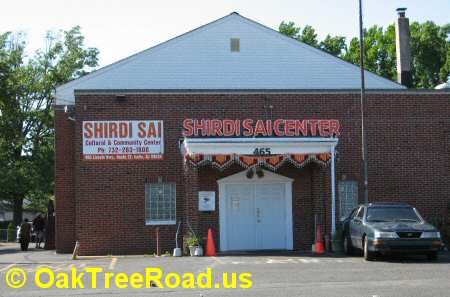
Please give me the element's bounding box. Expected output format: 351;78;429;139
199;191;215;211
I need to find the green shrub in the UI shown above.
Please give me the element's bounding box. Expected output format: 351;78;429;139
7;222;16;242
185;231;200;246
0;221;11;229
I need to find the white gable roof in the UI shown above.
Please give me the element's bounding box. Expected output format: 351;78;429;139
55;12;405;105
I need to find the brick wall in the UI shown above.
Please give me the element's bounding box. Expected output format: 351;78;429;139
54;92;450;254
55;109;76;253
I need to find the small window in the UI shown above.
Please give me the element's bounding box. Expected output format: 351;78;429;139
145;183;176;225
339;181;358;220
230;38;240;52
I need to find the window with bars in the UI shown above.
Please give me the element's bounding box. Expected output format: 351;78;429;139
145;183;176;225
339;181;358;221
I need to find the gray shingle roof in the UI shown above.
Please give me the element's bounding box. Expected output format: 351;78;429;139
56;12;405;105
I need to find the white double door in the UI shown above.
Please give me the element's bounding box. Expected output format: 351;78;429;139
224;183;287;250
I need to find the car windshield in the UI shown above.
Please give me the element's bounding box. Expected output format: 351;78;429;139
366;207;421;223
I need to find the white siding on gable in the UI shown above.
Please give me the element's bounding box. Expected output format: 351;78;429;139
56;13;404;105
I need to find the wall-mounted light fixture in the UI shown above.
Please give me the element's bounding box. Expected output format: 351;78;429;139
64;105;76;122
246;168;254;179
255;167;264;178
246;167;264;179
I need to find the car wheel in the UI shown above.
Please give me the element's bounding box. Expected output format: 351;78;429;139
427;252;438;261
344;235;353;255
363;237;375;261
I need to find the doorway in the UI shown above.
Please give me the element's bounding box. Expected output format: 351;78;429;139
218;170;293;251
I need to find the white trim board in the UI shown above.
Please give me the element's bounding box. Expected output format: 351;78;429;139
183;137;338;156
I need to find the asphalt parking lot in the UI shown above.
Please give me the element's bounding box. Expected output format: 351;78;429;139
0;243;449;297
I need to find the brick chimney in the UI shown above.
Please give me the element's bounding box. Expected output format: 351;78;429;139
395;8;412;88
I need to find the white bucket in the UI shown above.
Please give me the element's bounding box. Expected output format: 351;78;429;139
194;246;203;256
173;248;182;257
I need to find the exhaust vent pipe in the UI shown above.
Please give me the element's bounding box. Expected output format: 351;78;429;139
395;8;412;88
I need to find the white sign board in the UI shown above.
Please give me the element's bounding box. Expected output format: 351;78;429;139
82;120;164;161
199;191;215;211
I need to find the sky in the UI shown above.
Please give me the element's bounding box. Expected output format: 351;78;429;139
1;0;449;67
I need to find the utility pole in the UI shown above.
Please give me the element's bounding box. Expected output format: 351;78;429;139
359;0;369;204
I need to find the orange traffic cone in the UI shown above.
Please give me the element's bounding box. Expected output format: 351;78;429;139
315;226;325;254
205;228;216;256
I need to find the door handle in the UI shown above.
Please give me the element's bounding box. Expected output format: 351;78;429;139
256;208;261;223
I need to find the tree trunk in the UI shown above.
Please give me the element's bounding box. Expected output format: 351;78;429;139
13;195;24;226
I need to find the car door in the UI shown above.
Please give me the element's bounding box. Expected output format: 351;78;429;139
350;206;365;249
343;207;358;236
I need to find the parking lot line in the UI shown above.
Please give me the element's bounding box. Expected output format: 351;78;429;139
108;257;118;270
54;263;68;272
0;263;16;272
211;256;224;264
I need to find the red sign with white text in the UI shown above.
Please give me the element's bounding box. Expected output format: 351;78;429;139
182;119;340;138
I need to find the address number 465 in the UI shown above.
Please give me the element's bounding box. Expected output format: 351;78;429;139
253;148;271;155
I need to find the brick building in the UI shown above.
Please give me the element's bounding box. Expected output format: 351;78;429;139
54;12;450;255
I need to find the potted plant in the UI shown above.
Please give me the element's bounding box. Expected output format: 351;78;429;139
185;232;201;256
332;228;344;253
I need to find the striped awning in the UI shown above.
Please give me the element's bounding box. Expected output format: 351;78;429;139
182;137;337;171
185;153;331;171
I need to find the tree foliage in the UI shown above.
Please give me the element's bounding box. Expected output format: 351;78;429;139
279;20;450;88
410;22;450;88
320;35;347;57
0;27;98;224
